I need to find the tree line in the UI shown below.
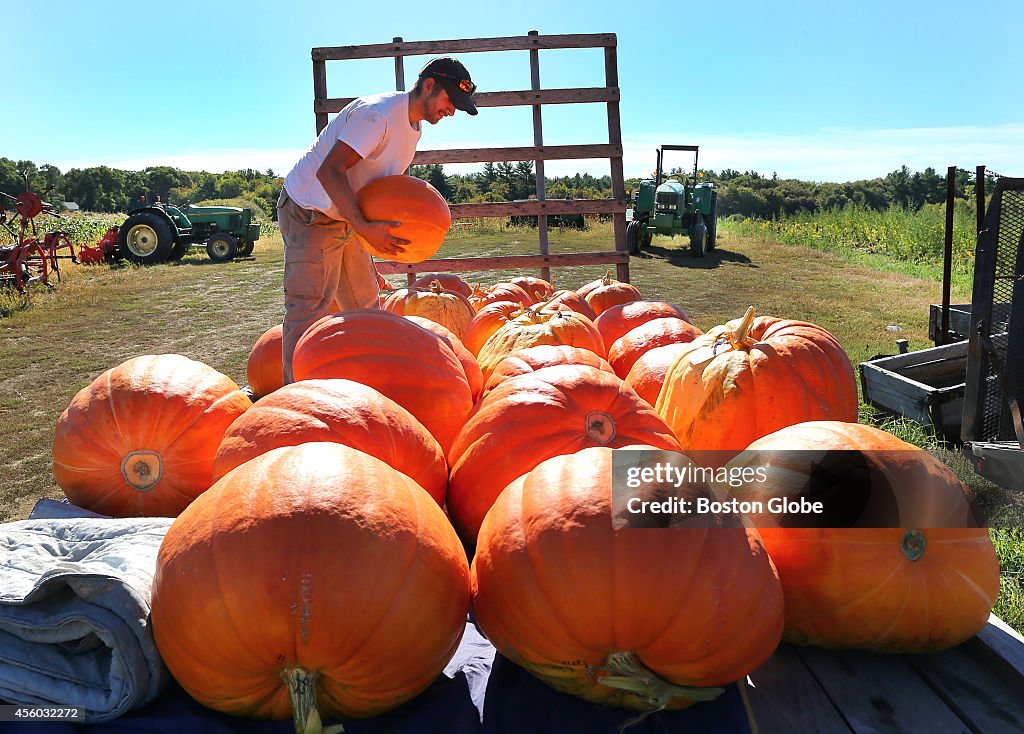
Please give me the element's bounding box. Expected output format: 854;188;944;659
2;156;987;222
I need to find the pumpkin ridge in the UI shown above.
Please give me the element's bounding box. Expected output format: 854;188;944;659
160;384;249;456
322;484;424;683
520;482;604;662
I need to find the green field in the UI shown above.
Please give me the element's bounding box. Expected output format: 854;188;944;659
0;214;1021;630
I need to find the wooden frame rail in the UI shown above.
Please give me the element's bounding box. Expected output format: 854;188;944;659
311;31;629;283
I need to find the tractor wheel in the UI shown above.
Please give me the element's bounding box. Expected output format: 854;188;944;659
119;212;174;265
707;193;719;252
236;239;255;257
690;219;708;258
169;240;190;261
626;221;642;255
207;233;238;263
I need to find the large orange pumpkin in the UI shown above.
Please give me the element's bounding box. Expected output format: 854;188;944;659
212;379;447;503
483;344;615;395
468;282;535;311
656;307;857;457
476;308;606;382
52;354;251;517
727;421;999;653
625;342;690;408
595;301;691;348
583;273;643;316
151;442;470;726
404;315;483;401
246;324;284;399
447;364;681;541
607;317;704;378
384;280;475;339
509;275;555;302
292;309;473;456
541;289;598;320
462;301;525;356
411;272;472;297
472;446;784;710
354;175;451;263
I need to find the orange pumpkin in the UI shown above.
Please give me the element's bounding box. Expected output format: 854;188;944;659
447;364;681;541
472;446;784;710
576;270;616;298
625;342;690;408
292;309;474;456
52;354;251;517
462;300;525;356
246;324;284;399
583;273;643;316
384;280;475;339
476;308;606;382
595;301;691;348
728;421;1000;653
607;317;704;378
354;175;451;263
212;379;447;503
411;272;472;297
483;344;615;395
656;307;858;457
151;442;470;724
404;315;483;401
468;282;535;311
541;289;598;320
509;275;555;302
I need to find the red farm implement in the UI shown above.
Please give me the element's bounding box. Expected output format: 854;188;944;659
0;189;78;292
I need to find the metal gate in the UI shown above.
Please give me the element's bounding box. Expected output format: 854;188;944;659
962;176;1024;488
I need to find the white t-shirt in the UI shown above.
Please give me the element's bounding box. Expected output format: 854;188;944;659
284;91;422;220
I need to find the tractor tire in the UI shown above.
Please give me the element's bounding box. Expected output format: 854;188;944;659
119;212;174;265
626;221;642;255
236;239;255;257
690;219;708;258
207;233;238;263
707;193;719;252
169;240;190;261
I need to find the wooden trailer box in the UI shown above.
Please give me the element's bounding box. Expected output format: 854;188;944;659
859;341;967;441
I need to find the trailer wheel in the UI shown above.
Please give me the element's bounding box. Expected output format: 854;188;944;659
119;212;174;264
207;233;238;262
236;239;255;257
690;218;708;258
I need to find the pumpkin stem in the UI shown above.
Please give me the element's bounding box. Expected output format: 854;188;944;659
282;667;328;734
428;280;444;294
901;528;927;561
602;269;614;285
732;306;757;346
600;651;724;709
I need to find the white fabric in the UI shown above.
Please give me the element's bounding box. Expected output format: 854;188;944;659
284;91;422;219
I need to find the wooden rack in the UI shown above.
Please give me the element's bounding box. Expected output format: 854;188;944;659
311;31;630;283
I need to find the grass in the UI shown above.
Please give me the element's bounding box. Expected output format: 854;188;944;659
0;216;1021;632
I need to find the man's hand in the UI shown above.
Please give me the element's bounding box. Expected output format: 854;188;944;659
356;221;409;257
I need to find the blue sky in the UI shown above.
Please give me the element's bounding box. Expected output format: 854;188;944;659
5;0;1022;183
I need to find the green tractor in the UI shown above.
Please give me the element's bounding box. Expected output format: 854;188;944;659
626;144;718;258
117;197;261;264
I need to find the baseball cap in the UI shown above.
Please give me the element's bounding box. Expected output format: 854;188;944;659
419;57;478;116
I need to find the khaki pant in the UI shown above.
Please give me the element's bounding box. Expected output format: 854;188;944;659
278;190;379;384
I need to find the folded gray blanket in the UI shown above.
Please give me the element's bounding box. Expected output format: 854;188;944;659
0;501;173;722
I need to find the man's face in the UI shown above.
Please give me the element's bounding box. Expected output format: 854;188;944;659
424;82;457;125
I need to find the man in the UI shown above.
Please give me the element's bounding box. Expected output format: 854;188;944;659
278;57;477;384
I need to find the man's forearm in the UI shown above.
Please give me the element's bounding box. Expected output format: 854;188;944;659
317;166;368;231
